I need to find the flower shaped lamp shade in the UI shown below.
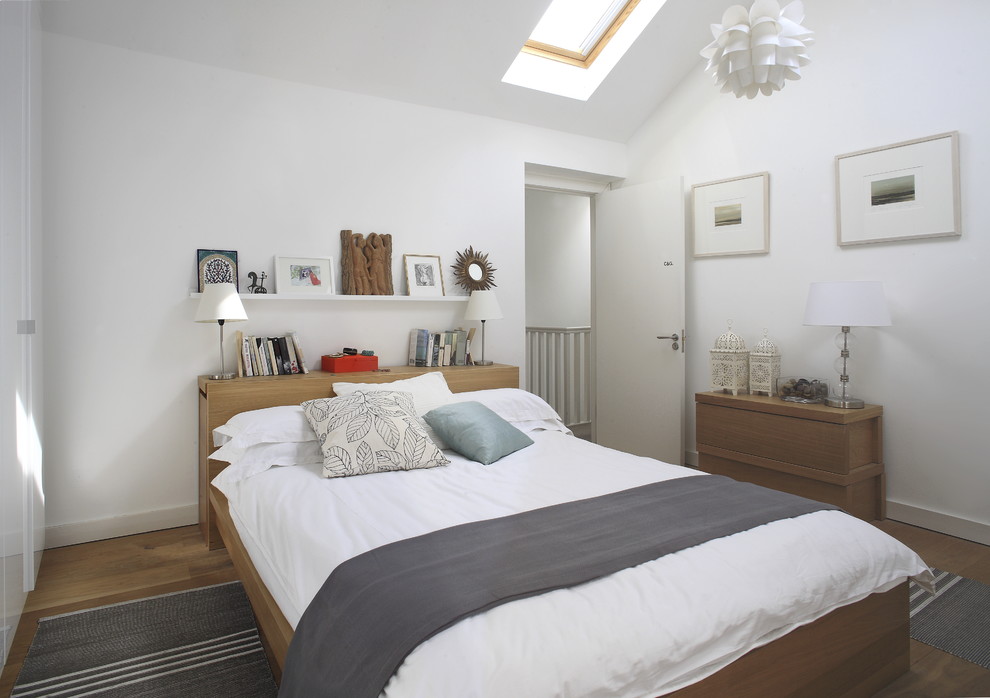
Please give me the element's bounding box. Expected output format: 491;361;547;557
700;0;814;99
803;281;891;408
195;282;247;380
464;290;502;366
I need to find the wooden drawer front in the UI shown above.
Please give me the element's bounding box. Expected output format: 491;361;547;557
696;403;877;474
700;454;882;521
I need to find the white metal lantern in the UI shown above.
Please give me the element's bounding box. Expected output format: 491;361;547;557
710;321;750;395
749;328;781;396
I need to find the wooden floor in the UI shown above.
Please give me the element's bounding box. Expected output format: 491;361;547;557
872;520;990;698
1;521;988;697
0;525;237;697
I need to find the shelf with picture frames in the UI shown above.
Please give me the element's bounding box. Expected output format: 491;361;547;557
188;291;469;302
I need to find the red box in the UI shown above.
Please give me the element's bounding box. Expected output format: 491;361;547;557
321;354;379;373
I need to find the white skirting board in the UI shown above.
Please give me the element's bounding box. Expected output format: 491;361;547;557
44;505;198;549
684;450;988;545
886;501;990;546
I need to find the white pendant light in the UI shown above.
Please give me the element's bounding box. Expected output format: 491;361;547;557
700;0;814;99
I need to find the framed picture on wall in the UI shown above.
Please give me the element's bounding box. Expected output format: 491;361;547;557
403;254;445;297
691;172;770;257
197;249;238;292
274;256;335;294
835;132;960;246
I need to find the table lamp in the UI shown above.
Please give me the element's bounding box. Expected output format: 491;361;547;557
803;281;891;408
195;282;248;379
464;290;502;366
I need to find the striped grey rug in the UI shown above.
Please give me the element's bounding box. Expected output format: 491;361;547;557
910;568;990;670
12;582;277;697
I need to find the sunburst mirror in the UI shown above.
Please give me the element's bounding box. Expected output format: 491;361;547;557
452;246;497;292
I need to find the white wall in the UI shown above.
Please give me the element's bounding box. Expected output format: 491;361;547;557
525;189;591;328
1;0;44;667
41;32;625;544
624;0;990;542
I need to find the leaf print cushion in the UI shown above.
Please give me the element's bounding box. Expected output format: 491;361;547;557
301;391;449;478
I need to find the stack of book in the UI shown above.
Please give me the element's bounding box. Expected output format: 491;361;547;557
236;331;310;377
407;328;474;367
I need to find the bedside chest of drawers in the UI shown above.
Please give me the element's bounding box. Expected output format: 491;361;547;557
695;392;884;521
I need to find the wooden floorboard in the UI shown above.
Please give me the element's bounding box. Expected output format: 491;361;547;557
0;525;236;697
1;520;987;697
872;520;990;698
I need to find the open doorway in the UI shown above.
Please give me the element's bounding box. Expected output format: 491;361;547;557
524;188;593;439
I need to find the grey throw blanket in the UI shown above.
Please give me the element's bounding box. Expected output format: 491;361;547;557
279;475;839;698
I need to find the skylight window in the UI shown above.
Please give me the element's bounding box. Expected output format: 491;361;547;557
503;0;668;101
524;0;638;69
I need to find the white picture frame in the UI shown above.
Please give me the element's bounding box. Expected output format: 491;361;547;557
274;256;335;295
692;172;770;257
835;132;960;246
403;254;445;297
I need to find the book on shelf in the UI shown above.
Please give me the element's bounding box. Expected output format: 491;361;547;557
235;331;311;377
406;328;470;368
431;332;441;366
408;330;422;367
285;336;300;374
465;327;475;365
238;332;251;377
268;338;279;374
277;337;292;374
288;331;310;374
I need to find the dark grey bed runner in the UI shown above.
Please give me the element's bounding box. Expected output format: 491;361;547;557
278;474;839;698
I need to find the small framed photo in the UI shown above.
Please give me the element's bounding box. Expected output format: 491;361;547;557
692;172;769;257
403;254;445;297
836;132;960;246
274;256;335;295
197;249;238;292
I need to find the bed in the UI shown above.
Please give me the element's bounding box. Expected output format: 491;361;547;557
198;365;931;697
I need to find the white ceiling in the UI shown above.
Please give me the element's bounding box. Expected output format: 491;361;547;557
39;0;732;143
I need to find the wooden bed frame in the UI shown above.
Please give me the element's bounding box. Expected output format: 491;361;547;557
200;364;910;696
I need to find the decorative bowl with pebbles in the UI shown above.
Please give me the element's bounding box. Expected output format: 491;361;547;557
776;377;830;404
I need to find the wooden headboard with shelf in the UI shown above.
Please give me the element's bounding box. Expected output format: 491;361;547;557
198;364;520;548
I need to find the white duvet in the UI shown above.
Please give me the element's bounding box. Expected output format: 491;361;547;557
212;429;930;698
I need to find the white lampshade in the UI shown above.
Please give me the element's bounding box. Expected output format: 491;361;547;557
195;283;248;323
803;281;891;327
464;290;503;322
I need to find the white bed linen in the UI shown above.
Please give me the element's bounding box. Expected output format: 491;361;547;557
212;430;930;698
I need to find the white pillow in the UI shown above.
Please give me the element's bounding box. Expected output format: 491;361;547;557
333;372;455;449
209;440;324;482
508;418;573;436
302;391;448;478
451;388;564;423
213;405;317;448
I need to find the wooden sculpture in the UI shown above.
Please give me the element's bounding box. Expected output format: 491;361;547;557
340;230;393;295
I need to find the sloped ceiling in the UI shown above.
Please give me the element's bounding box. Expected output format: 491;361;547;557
40;0;732;143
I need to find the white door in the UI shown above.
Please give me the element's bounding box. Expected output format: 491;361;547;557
593;178;685;463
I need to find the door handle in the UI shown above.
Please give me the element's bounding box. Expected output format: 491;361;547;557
656;333;680;350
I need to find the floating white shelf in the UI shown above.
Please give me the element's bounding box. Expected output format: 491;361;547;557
189;292;469;302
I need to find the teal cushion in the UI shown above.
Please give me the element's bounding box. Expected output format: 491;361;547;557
424;401;534;465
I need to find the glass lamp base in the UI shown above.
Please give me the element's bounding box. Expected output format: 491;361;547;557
208;372;237;380
826;395;864;409
473;360;494;366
